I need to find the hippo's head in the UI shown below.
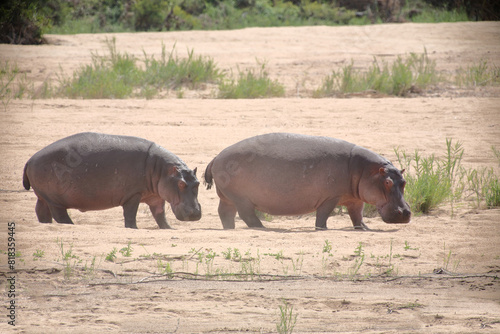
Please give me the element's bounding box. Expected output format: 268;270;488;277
158;166;202;221
360;165;411;224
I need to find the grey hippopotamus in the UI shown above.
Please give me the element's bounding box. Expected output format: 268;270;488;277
204;133;411;230
23;132;202;229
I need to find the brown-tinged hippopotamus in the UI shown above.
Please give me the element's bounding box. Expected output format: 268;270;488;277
23;132;201;229
204;133;410;230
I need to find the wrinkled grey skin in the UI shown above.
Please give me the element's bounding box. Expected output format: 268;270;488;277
23;132;201;229
204;133;411;230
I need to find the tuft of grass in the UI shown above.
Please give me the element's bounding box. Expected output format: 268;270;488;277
455;60;500;87
313;50;440;97
105;248;118;262
57;38;222;99
218;62;285;99
142;43;223;90
119;241;133;257
32;249;45;261
276;299;298;334
394;139;463;214
57;238;81;279
58;38;139;98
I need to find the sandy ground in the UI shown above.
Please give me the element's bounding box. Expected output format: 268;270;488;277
1;22;500;333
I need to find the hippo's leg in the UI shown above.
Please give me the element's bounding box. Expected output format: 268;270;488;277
122;194;141;229
147;199;171;229
315;198;338;230
235;201;264;229
49;205;74;224
35;198;53;223
346;201;370;231
218;200;237;229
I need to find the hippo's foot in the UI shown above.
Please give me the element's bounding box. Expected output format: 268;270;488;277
315;226;328;231
353;222;371;231
125;225;138;229
158;224;172;229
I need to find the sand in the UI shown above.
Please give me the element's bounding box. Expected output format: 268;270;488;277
1;22;499;333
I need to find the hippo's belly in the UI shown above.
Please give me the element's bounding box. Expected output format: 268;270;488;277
214;155;351;215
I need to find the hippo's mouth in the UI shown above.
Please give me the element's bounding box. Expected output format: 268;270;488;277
170;202;202;221
376;203;411;224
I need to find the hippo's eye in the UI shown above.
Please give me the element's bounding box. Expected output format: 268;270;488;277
178;181;186;191
384;178;393;190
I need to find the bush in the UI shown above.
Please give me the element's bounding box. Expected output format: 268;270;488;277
394;139;463;214
218;62;285;98
0;0;51;44
313;50;440;97
56;38;222;98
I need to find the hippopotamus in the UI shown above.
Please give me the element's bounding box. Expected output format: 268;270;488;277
204;133;411;230
23;132;202;229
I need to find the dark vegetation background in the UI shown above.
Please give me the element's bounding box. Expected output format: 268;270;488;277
1;0;499;45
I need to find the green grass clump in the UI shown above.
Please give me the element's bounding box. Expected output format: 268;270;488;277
142;43;223;90
218;62;285;99
57;38;222;99
314;50;440;97
276;299;298;334
395;139;463;214
455;60;500;87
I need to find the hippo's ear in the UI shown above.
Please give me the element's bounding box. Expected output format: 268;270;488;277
379;167;388;176
400;169;405;174
193;167;197;176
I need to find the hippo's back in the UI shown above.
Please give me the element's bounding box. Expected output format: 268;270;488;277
217;133;354;162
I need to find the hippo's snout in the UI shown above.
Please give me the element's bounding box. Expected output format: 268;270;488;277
378;201;411;224
172;203;202;221
397;206;411;221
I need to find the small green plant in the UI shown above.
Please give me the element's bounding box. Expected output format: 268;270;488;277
266;250;285;261
442;242;460;272
32;249;45;261
0;61;18;111
119;241;133;257
276;299;298;334
157;259;174;278
404;241;418;251
57;238;81;279
105;248;118;262
218;61;285;99
83;256;101;279
322;240;332;254
354;242;364;257
291;252;304;275
485;178;500;208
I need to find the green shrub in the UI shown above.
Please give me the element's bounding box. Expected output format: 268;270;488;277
56;38;222;98
313;50;439;97
142;43;223;90
455;60;500;87
485;178;500;208
59;39;140;98
218;62;285;99
394;139;463;214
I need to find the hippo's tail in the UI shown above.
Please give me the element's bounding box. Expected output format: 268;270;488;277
23;163;31;190
203;159;215;190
